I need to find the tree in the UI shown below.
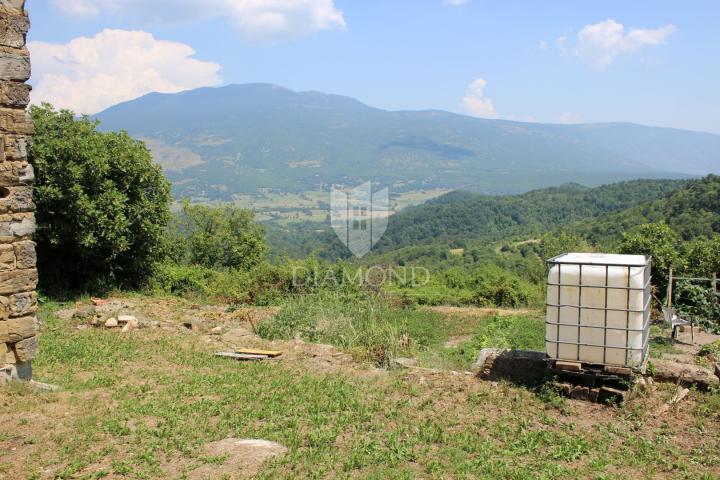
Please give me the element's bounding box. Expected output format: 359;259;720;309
539;231;593;260
619;222;684;295
30;104;171;291
684;236;720;277
175;201;267;270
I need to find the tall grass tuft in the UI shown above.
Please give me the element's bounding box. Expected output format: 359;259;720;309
257;292;444;366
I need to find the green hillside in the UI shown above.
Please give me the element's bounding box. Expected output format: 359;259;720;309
263;178;688;260
94;84;720;199
373;178;688;253
565;174;720;246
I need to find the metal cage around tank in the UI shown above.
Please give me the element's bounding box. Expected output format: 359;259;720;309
545;254;652;370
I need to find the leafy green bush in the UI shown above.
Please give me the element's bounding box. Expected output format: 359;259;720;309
471;267;540;307
539;231;593;260
171;201;267;270
620;222;684;294
684;236;720;277
30;104;171;292
673;281;720;333
387;265;541;308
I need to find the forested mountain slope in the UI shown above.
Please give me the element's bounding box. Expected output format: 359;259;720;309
373;178;688;253
94;84;720;198
566;174;720;246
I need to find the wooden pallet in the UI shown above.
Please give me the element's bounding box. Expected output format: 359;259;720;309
547;360;636;404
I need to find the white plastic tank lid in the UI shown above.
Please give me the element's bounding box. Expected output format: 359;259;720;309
550;252;648;266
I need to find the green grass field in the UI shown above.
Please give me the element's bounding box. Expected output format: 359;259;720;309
2;295;720;479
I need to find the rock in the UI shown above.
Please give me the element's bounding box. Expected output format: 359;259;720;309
72;305;96;320
569;385;591;401
5;315;36;342
105;318;118;328
0;53;30;82
471;348;548;385
183;438;288;480
598;386;626;404
0;244;14;271
651;359;719;390
8;291;36;316
0;320;8;343
121;318;139;332
0;268;36;295
13;335;37;362
12;239;35;268
210;326;223;335
0;81;30;107
117;315;137;324
392;357;418;369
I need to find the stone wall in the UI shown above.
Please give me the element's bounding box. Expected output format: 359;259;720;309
0;0;37;380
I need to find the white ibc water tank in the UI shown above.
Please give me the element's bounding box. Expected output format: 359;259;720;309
546;253;651;368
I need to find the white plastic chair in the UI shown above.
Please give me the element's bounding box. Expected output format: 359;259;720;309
662;307;694;342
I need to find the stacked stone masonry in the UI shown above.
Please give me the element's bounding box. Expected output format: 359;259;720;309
0;0;37;375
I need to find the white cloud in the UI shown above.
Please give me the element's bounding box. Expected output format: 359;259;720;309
29;29;222;114
558;113;583;124
443;0;471;5
562;19;677;70
50;0;346;44
462;78;498;119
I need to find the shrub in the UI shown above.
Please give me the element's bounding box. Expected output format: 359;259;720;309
539;231;593;260
673;281;720;333
30;104;171;292
620;222;684;294
684;236;720;277
172;201;267;270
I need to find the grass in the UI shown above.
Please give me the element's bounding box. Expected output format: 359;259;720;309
648;324;683;359
419;313;546;371
2;295;720;479
256;292;446;366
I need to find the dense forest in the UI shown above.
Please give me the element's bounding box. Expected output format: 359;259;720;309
266;178;689;260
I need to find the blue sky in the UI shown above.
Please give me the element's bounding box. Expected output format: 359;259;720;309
26;0;720;133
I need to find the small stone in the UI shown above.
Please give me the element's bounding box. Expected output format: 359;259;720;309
72;305;96;320
569;385;590;401
13;335;37;362
393;357;418;369
121;319;139;332
117;315;137;324
105;318;118;328
210;326;223;335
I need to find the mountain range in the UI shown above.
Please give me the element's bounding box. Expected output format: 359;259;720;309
95;83;720;199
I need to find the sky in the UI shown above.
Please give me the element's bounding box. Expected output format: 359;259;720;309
25;0;720;134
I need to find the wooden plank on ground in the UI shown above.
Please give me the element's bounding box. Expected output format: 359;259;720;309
555;361;582;372
215;352;272;361
603;365;632;376
234;348;283;358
